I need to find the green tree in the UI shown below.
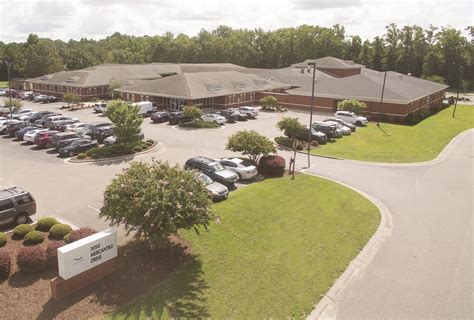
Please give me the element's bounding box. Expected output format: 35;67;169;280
3;98;23;119
105;100;143;144
63;92;80;107
358;40;372;68
337;99;367;113
100;160;215;247
108;80;122;99
276;117;305;139
24;35;63;77
384;23;400;71
226;130;276;163
259;96;279;110
424;75;445;84
371;37;385;70
182;105;203;120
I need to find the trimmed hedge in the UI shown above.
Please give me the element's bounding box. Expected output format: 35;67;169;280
13;224;34;239
35;217;59;232
179;119;221;128
77;153;87;159
16;246;47;272
258;155;286;177
24;231;45;246
65;227;97;244
49;224;73;240
0;250;11;278
274;136;304;150
0;232;7;248
45;241;65;265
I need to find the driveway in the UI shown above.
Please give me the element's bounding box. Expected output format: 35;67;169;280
299;129;473;319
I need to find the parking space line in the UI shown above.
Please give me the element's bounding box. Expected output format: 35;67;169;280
87;205;101;213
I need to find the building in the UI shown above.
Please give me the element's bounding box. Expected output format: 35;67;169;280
25;57;448;121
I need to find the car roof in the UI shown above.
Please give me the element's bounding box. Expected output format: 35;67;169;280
0;186;28;200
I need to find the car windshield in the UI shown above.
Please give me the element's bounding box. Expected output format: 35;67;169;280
239;160;253;167
198;174;213;185
209;162;225;171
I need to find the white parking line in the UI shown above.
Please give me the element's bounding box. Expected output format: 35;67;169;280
87;205;101;213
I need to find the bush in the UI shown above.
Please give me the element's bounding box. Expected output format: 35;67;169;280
133;146;143;152
0;232;7;248
49;224;73;240
35;217;59;232
87;144;136;159
23;231;45;246
310;140;319;147
0;250;11;278
64;227;97;244
45;241;65;265
274;136;304;150
16;246;47;272
146;139;154;144
77;153;87;159
258;155;286;177
179;119;220;128
13;224;34;239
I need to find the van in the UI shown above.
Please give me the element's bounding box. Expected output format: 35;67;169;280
132;101;155;116
0;187;36;225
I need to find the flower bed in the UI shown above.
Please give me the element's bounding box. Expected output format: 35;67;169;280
75;139;157;161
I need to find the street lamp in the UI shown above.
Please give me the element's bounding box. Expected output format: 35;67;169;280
307;62;317;168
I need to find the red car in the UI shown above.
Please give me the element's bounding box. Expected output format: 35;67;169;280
34;130;59;148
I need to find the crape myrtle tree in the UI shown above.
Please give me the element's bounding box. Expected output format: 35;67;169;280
63;92;80;107
182;105;203;120
105;100;143;144
3;98;22;119
276;117;305;139
226;130;276;163
337;99;367;114
100;160;215;247
259;96;278;109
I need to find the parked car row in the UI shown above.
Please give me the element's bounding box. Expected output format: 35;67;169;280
151;106;260;125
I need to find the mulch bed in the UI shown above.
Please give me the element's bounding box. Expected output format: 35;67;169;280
0;234;192;320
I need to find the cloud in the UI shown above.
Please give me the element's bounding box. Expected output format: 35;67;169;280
293;0;362;10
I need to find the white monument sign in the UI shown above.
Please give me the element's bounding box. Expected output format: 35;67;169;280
58;228;117;280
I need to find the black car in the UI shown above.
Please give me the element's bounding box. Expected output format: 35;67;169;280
184;157;239;187
25;111;53;123
84;121;113;139
94;125;115;143
51;132;87;149
311;122;339;139
15;126;42;140
5;121;28;137
58;139;98;157
218;110;237;123
168;112;192;125
151;111;170;123
227;108;249;121
42;96;61;103
293;128;328;145
34;113;62;126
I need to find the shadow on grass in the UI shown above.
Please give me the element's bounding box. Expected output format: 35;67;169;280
37;238;209;319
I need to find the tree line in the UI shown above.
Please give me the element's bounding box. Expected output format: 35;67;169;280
0;24;472;88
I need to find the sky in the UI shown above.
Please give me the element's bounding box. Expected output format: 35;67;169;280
0;0;472;43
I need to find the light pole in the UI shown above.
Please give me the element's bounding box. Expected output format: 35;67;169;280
377;71;387;126
1;58;12;119
307;62;316;168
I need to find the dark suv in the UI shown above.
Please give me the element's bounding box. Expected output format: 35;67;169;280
51;132;88;149
168;112;192;125
312;122;339;139
185;157;239;187
0;187;36;225
287;128;328;144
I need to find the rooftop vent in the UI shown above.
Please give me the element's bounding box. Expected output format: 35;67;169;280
65;76;80;83
208;84;224;92
40;75;52;81
233;81;249;89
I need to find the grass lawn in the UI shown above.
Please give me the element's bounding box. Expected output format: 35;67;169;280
313;105;473;163
110;174;380;319
0;81;8;88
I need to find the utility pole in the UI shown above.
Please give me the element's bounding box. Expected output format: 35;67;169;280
307;62;316;168
2;58;13;119
452;91;459;118
378;71;387;125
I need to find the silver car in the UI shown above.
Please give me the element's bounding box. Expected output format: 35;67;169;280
197;173;229;201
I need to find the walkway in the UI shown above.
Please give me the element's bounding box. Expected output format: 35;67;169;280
296;129;473;319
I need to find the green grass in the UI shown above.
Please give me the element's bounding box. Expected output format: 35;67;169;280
0;81;8;88
313;105;473;163
110;174;380;319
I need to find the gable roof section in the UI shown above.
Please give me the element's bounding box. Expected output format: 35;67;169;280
292;56;365;69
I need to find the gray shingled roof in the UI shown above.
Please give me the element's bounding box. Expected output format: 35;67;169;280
246;67;334;88
288;69;449;104
292;56;365;69
117;71;290;99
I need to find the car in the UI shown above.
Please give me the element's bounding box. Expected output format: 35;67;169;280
84;121;113;139
23;128;49;143
12;109;33;119
58;139;99;157
201;113;226;124
44;116;78;128
5;121;28;137
218;110;238;123
18;111;40;121
151;111;170;123
103;132;144;146
335;111;368;126
197;173;229;201
324;120;351;135
132;101;155;116
28;111;54;124
219;157;258;180
288;128;328;145
0;89;5;96
42;96;61;103
185;157;239;187
33;94;48;102
34;113;62;126
65;122;89;133
226;109;248;121
95;125;115;143
51;119;81;131
19;91;34;100
15;125;42;140
0;119;22;134
312;122;342;139
51;132;90;150
323;118;357;132
0;186;36;226
93;102;107;113
34;130;60;148
238;106;259;118
168;111;193;125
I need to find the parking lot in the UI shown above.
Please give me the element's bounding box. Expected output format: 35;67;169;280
1;100;331;236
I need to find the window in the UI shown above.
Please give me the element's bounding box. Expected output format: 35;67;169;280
0;200;14;211
15;195;32;205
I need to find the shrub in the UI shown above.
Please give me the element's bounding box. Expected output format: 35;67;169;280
77;153;87;159
179;119;220;128
337;99;367;113
13;224;34;239
64;227;97;244
35;217;59;232
49;224;73;240
0;232;7;248
146;139;154;144
23;231;45;246
16;246;47;272
310;140;319;147
258;155;286;177
0;250;11;278
226;130;276;163
182;105;203;120
274;136;304;150
133;146;143;152
45;241;65;265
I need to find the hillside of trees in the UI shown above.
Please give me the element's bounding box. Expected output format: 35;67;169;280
0;24;472;89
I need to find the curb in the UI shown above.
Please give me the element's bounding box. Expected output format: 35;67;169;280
302;172;393;320
64;141;162;164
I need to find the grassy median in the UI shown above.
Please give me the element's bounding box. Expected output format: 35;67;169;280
110;174;380;319
313;105;473;163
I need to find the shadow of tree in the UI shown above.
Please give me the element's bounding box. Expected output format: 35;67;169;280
9;267;57;288
37;238;209;319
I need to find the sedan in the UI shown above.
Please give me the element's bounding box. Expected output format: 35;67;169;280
238;106;258;118
0;119;22;134
103;132;144;146
219;157;258;180
151;111;170;123
15;126;42;140
23;129;49;143
197;173;229;201
59;139;98;157
202;113;226;124
325;120;351;135
323;118;357;132
65;122;88;133
12;109;33;119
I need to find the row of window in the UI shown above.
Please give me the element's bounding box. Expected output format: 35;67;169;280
226;92;256;105
32;83;107;96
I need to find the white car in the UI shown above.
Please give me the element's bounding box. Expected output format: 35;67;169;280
238;106;259;118
335;111;368;126
0;119;21;133
18;111;39;121
93;102;107;113
34;94;47;102
219;157;258;180
324;120;351;135
0;89;6;96
23;129;49;143
12;109;33;119
65;122;88;133
202;113;226;124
